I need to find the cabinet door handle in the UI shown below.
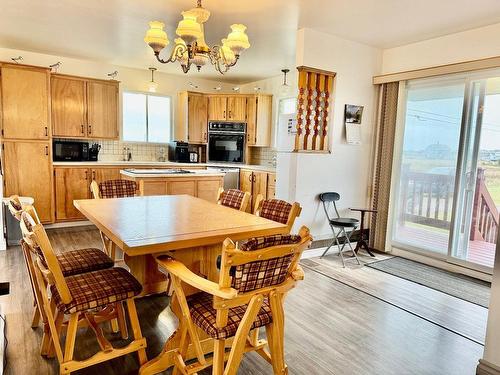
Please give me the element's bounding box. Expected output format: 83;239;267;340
45;146;49;156
44;126;48;136
247;134;250;142
248;173;252;182
228;110;232;119
81;125;85;134
223;110;226;119
252;174;256;182
92;171;96;180
88;124;92;135
203;132;207;142
85;170;88;180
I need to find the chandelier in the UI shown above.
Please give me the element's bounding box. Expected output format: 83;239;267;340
144;0;250;74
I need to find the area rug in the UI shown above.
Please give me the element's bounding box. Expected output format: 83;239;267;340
366;257;490;308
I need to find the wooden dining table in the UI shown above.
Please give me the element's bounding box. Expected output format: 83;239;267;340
74;194;288;374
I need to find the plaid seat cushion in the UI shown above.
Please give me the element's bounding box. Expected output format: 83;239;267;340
57;248;114;277
51;268;142;314
188;292;273;340
260;199;293;224
220;189;245;210
233;234;302;293
99;180;137;198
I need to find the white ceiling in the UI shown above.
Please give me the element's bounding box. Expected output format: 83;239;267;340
1;0;500;83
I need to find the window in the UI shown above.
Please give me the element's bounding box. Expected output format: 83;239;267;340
279;97;297;115
122;92;171;143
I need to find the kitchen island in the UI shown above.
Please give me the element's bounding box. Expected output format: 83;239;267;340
120;168;224;202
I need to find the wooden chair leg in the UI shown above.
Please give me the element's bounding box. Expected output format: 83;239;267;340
60;313;79;375
48;307;65;359
212;339;226;375
224;295;264;375
267;293;287;375
116;302;129;340
126;298;148;365
172;320;189;375
31;304;41;328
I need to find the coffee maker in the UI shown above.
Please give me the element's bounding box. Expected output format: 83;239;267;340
168;141;190;163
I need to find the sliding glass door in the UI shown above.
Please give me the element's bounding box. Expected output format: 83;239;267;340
392;71;500;271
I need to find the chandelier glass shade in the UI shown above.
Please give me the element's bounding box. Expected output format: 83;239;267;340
144;0;250;74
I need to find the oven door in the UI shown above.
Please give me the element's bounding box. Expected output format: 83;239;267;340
208;133;245;163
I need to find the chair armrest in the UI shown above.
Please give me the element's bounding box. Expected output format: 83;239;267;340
291;265;305;281
156;256;238;299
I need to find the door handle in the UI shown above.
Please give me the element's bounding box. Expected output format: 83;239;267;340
203;132;207;142
223;110;226;119
460;190;472;232
252;174;256;182
228;110;232;119
44;126;48;137
92;170;96;180
45;145;49;156
249;173;252;182
88;124;92;135
85;170;88;180
81;125;85;134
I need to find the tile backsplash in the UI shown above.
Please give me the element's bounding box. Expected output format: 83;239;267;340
248;147;277;167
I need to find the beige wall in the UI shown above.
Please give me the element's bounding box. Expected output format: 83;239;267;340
381;22;500;74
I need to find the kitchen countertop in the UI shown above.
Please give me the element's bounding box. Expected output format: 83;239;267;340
120;169;225;178
52;161;276;173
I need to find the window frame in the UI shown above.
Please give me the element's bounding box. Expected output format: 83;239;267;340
121;90;173;144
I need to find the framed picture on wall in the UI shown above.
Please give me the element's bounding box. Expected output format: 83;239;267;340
344;104;364;124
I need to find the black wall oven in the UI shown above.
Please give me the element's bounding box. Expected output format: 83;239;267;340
208;122;246;163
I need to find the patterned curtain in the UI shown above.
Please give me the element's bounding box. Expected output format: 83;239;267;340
370;82;400;251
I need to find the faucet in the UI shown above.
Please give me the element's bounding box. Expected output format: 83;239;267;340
271;154;277;167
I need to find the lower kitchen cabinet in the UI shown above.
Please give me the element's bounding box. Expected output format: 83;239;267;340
54;167;90;220
197;179;223;202
267;172;276;199
239;169;275;212
3;141;53;223
91;167;122;184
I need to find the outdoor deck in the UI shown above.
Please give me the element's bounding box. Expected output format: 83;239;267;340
397;226;496;268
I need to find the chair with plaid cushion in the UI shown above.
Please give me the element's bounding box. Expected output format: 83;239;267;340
149;226;312;375
20;210;147;374
254;195;302;233
90;179;138;261
7;199;114;335
216;187;251;212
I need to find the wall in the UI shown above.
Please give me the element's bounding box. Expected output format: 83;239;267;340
281;28;382;239
381;22;500;74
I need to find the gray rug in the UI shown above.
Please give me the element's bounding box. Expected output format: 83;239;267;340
366;257;491;308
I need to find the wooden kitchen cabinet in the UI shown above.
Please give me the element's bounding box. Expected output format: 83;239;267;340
1;65;50;140
91;167;122;185
3;141;53;222
239;168;273;212
208;95;247;122
176;92;208;143
51;75;119;139
87;80;119;139
227;96;247;121
54;168;89;220
246;94;272;147
51;75;87;138
267;172;276;199
208;96;227;121
197;179;223;202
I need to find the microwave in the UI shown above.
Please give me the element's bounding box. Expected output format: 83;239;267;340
53;140;89;161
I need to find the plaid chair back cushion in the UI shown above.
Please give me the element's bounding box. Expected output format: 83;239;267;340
232;234;302;293
220;189;245;210
260;199;293;225
98;180;137;198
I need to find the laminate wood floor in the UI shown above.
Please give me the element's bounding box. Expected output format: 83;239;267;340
0;226;484;374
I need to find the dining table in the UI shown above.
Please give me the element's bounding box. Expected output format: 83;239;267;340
74;194;288;374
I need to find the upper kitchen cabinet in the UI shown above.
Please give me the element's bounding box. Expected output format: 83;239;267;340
247;94;272;147
208;95;247;122
1;65;50;140
227;96;247;121
51;74;119;139
176;91;208;143
208;95;227;121
51;75;87;137
87;80;119;139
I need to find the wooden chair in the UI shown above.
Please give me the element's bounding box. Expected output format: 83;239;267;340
7;198;114;333
20;210;147;374
153;226;312;375
90;179;138;260
216;188;251;212
254;196;302;233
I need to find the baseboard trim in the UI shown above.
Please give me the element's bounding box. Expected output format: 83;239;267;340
477;359;500;375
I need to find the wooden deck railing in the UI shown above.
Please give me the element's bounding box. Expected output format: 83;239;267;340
400;166;498;244
400;167;455;230
470;168;499;243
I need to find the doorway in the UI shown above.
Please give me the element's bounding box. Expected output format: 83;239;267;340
392;72;500;272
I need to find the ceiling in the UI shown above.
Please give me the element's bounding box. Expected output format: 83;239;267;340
1;0;500;83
